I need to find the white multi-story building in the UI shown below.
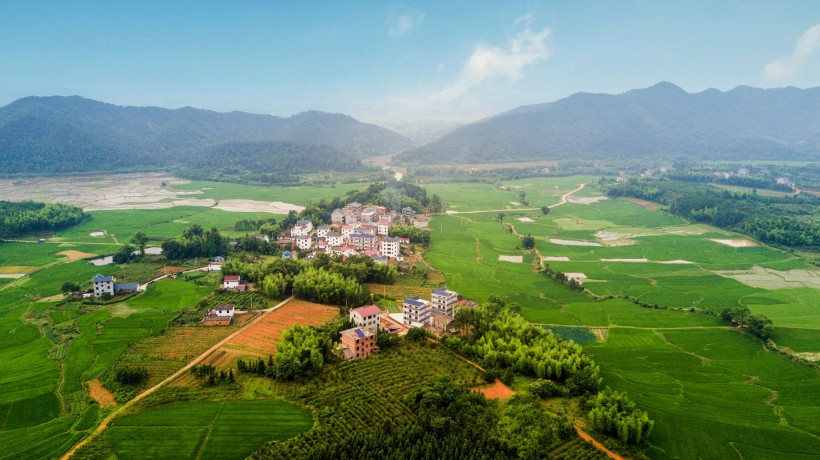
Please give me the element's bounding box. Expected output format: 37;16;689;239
350;233;377;250
295;236;312;251
326;231;344;247
316;225;331;238
331;209;345;224
431;286;458;316
403;296;431;326
93;274;116;297
350;305;381;330
296;219;313;232
341;224;355;239
291;225;310;237
376;222;392;236
380;237;401;259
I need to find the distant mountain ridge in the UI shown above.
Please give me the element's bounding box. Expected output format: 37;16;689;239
397;82;820;164
0;96;414;175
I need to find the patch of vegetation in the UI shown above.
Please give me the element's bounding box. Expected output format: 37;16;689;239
0;201;87;238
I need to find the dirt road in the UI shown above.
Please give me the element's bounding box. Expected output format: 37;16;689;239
61;297;294;460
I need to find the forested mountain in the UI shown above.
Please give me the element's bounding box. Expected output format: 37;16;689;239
0;96;414;175
397;82;820;164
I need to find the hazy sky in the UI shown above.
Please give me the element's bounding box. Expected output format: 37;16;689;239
1;1;819;127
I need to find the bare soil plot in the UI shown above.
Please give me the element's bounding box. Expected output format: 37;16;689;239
590;328;608;342
657;260;694;264
543;256;570;261
710;238;758;248
88;379;116;408
625;198;661;211
159;266;189;274
89;232;105;237
57;250;97;261
214;199;304;214
475;379;516;399
517;217;535;222
714;266;820;289
550;238;602;247
498;255;524;263
208;300;338;366
0;273;26;279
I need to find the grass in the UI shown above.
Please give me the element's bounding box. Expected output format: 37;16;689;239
104;400;312;460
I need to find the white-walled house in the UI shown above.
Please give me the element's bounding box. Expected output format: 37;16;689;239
431;286;458;316
331;208;345;224
403;296;431;326
376;222;392;236
316;225;331;238
296;219;314;233
295;236;312;251
291;225;310;237
223;275;241;289
341;224;355;239
350;305;381;330
93;275;116;297
380;237;401;259
326;231;344;247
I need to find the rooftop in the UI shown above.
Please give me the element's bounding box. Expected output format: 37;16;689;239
93;274;114;282
404;296;429;307
223;275;241;282
353;305;382;317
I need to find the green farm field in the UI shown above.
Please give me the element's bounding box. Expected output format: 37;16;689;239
426;179;820;459
104;400;313;459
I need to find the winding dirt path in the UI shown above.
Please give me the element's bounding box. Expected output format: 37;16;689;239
61;297;294;460
574;424;624;460
550;183;587;209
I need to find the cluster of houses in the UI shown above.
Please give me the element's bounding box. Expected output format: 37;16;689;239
275;202;429;263
340;286;465;360
91;274;140;298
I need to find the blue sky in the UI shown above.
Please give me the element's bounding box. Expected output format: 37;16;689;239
1;1;819;128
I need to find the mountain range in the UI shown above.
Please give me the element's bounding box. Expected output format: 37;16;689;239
0;96;414;175
396;82;820;164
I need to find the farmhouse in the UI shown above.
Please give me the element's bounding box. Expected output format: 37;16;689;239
208;257;224;271
295;236;312;251
430;313;456;334
402;207;416;220
340;327;378;360
92;275;141;297
203;303;235;326
403;296;431;326
316;225;331;238
431;286;458;316
325;231;344;247
93;274;115;297
223;275;243;290
350;304;381;330
296;219;313;232
376;221;392;236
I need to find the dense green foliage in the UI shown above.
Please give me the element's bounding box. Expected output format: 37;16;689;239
390;224;430;244
443;298;601;395
292;267;370;307
160;225;228;260
0;201;87;238
586;387;654;445
266;325;331;381
718;307;774;340
605;180;819;250
114;366;148;385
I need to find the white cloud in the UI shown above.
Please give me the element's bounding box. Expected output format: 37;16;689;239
434;22;552;102
763;23;820;82
387;11;425;38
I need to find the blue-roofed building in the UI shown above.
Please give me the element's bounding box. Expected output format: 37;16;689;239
403;296;431;326
340;327;377;360
93;274;116;297
431;286;459;317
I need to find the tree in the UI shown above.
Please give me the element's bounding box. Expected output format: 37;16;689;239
406;327;430;342
540;206;551;215
429;194;445;213
130;231;149;255
498;213;505;223
522;234;535;249
61;281;81;293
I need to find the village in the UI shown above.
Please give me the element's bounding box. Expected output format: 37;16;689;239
87;199;454;362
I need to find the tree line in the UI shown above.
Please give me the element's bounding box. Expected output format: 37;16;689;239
0;200;87;238
605;180;819;250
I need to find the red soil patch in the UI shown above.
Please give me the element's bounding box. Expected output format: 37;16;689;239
575;424;624;460
475;379;515;399
216;299;338;361
625;198;660;211
159;266;188;274
87;379;116;408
